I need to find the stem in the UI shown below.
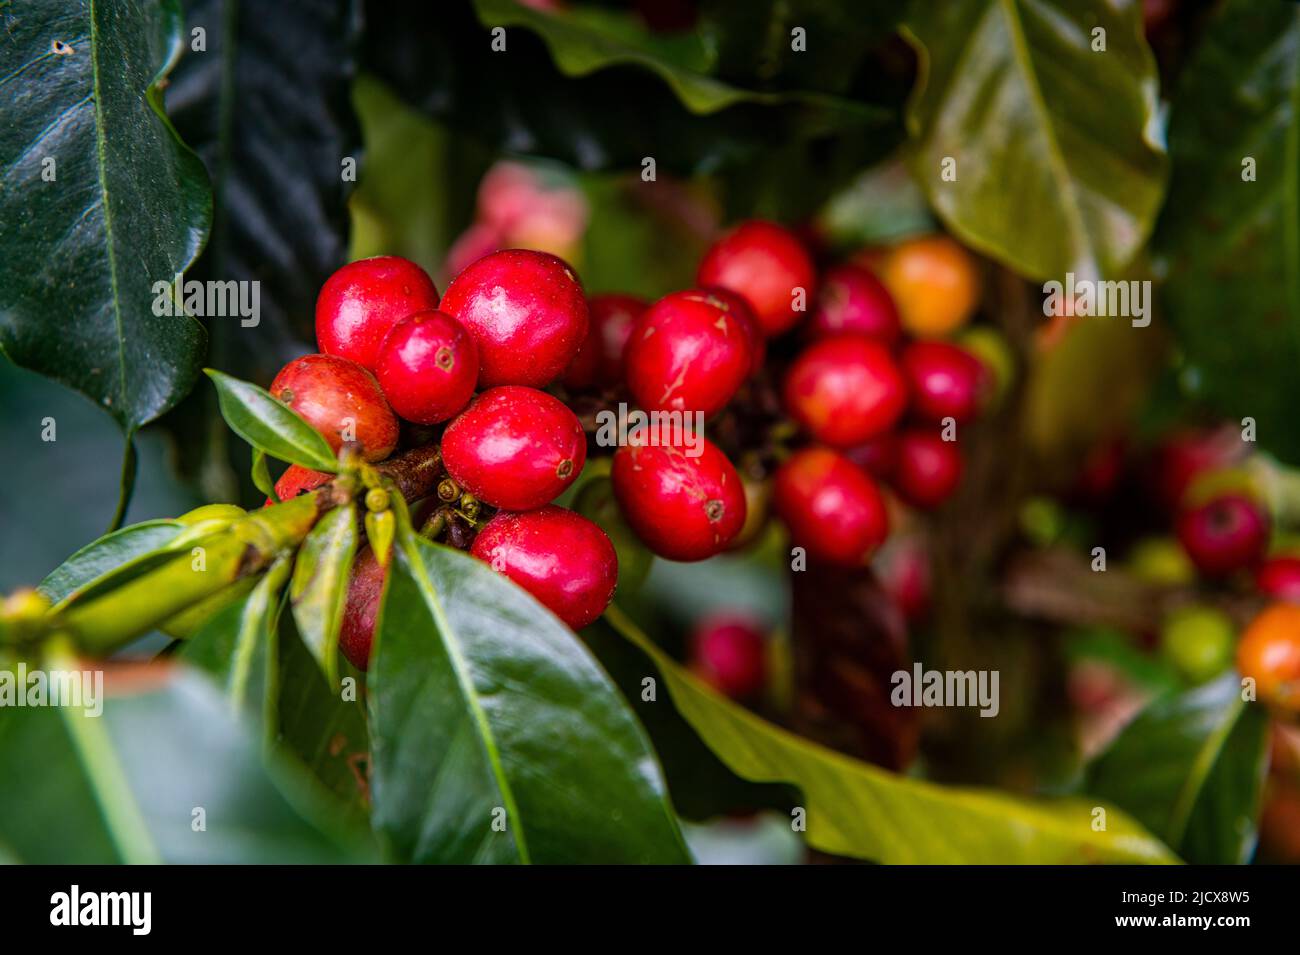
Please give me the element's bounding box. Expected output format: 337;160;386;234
60;493;322;654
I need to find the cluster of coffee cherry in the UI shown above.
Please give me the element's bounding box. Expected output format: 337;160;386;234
263;220;990;680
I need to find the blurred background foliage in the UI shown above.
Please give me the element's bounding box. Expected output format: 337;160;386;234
4;0;1299;863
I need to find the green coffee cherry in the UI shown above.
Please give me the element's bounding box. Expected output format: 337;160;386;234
1159;605;1236;685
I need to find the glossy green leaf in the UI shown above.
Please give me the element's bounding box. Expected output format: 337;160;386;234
205;369;338;471
903;0;1166;279
605;607;1177;864
290;503;358;689
368;530;689;864
1084;675;1269;865
38;520;186;605
181;557;291;722
1153;0;1300;464
364;0;895;178
277;618;372;815
0;0;209;429
0;660;374;863
251;450;276;501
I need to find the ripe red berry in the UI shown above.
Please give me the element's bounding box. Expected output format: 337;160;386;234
340;545;386;672
441;386;587;510
773;447;889;566
470;506;618;631
563;293;646;390
783;336;908;448
701;285;766;375
624;290;752;417
807;264;901;345
270;354;398;462
696;220;816;337
1175;493;1270;578
892;430;964;509
877;536;931;623
316;256;440;371
900;341;986;424
439;249;588;388
612;434;746;562
1258;555;1300;603
374;310;478;424
690;615;767;700
1154;426;1246;508
266;464;331;506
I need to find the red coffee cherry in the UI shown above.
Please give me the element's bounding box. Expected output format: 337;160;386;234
773;447;888;566
624;290;752;417
563;293;646;390
892;430;964;509
1257;555;1300;603
697;220;816;337
316;256;440;371
689;614;767;700
701;285;766;375
266;464;331;506
471;506;618;631
441;386;586;510
270;354;398;462
374;310;478;424
844;433;899;481
807;264;901;345
439;249;588;388
1176;493;1270;578
340;545;386;672
783;336;908;448
900;341;986;424
612;434;746;562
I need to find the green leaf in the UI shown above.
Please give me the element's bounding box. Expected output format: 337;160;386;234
1084;675;1269;865
251;449;276;500
205;369;338;471
1152;0;1300;464
364;0;895;177
605;606;1177;864
368;529;689;864
903;0;1167;279
0;659;374;863
277;617;372;815
181;557;292;721
0;0;210;429
38;520;186;606
290;503;358;689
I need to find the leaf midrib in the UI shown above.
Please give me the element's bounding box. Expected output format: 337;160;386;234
997;0;1093;276
404;535;532;863
88;0;130;423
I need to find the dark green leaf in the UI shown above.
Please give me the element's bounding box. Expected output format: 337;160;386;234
277;617;372;815
0;659;374;862
205;369;338;471
1153;0;1300;464
363;0;895;177
1084;675;1269;865
605;606;1176;864
159;0;362;492
903;0;1167;279
251;449;276;500
0;0;210;429
181;557;291;721
369;530;689;863
289;503;358;688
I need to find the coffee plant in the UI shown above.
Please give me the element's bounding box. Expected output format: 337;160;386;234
0;0;1297;867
